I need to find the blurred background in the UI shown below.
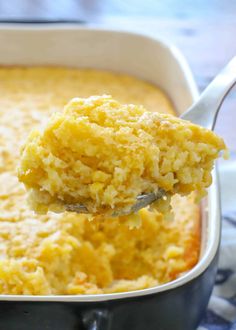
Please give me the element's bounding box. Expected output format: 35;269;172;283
0;0;235;151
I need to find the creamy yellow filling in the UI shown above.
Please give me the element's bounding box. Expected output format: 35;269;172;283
0;67;203;294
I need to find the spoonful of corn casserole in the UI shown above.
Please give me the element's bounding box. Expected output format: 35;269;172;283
17;92;226;218
18;56;236;220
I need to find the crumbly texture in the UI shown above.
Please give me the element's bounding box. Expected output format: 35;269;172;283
0;67;200;295
18;95;226;218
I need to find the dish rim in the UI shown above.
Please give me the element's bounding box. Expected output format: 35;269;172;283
0;25;220;302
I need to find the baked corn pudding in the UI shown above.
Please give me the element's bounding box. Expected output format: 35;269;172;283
18;95;226;220
0;67;202;295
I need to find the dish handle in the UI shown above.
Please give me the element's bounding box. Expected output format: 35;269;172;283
82;309;110;330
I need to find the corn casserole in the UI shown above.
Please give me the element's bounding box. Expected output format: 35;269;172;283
0;67;203;294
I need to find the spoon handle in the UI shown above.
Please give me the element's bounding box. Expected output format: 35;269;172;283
181;56;236;130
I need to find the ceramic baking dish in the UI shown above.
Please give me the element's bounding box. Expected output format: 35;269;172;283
0;25;221;330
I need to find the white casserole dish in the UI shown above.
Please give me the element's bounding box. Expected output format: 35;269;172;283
0;25;220;330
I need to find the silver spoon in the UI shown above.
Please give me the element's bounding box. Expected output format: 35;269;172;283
66;57;236;216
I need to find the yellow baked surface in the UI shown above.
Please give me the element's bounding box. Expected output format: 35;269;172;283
0;67;201;294
18;95;225;220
